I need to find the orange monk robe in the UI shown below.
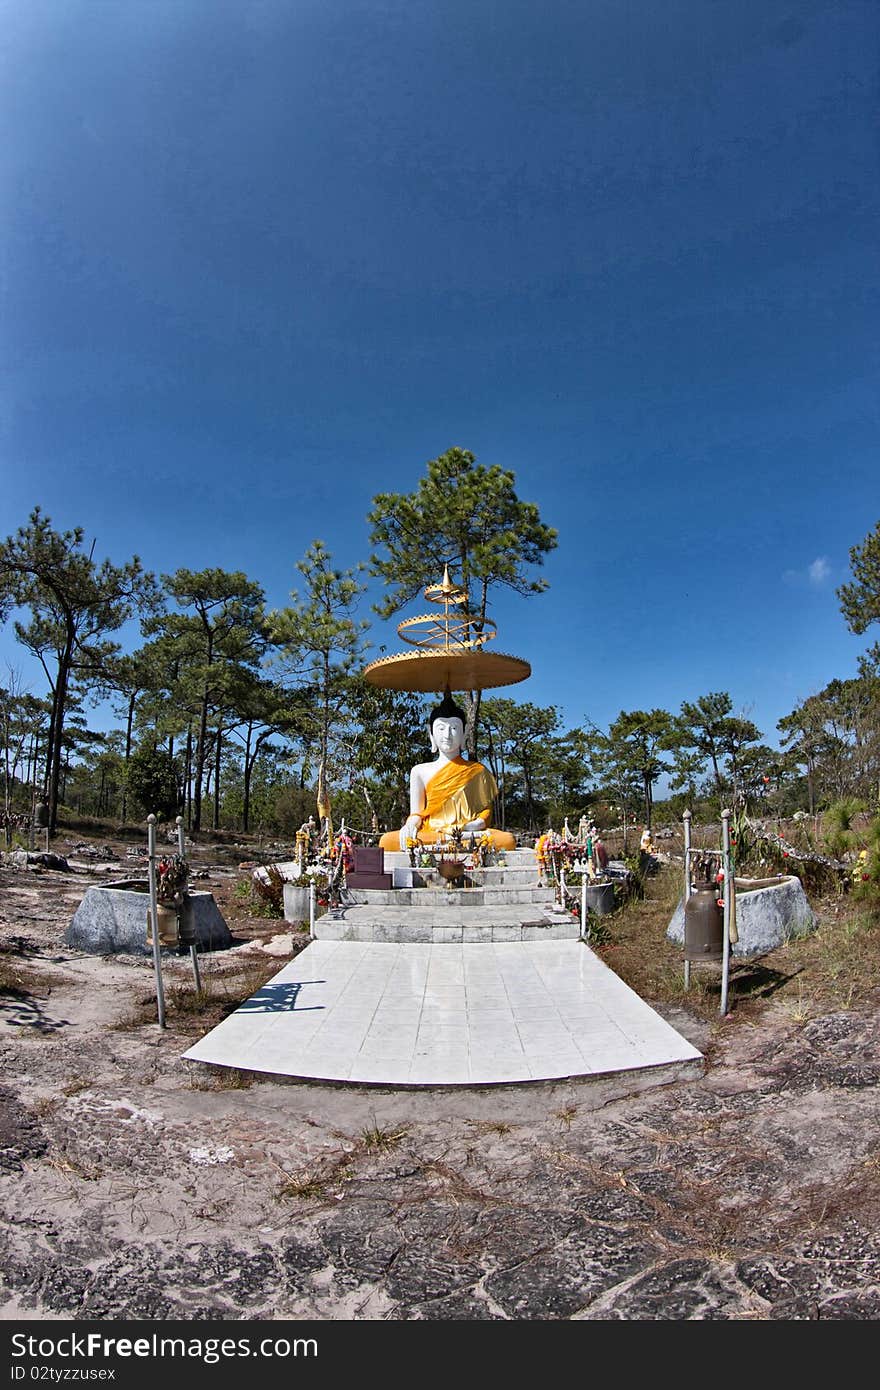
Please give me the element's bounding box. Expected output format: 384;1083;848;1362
379;757;515;852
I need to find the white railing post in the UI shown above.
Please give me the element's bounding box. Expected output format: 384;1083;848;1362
720;809;732;1016
177;814;201;992
682;810;692;990
147;815;166;1029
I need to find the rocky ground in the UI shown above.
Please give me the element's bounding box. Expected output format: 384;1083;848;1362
1;837;879;1321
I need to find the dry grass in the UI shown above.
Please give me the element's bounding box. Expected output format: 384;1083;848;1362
554;1105;578;1130
60;1077;91;1097
772;896;880;1015
359;1121;408;1153
470;1120;512;1137
276;1171;329;1201
189;1066;255;1091
0;952;49;996
108;956;281;1034
597;862;880;1024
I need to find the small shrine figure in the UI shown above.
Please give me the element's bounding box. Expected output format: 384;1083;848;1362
562;817;573;842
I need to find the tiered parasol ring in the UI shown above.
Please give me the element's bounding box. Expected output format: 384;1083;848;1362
363;567;531;693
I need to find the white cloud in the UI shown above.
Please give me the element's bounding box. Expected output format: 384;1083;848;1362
783;556;831;588
808;556;830;586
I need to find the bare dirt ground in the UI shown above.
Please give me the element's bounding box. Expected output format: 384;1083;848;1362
1;836;879;1322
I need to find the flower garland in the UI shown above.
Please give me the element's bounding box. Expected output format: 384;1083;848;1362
156;855;188;905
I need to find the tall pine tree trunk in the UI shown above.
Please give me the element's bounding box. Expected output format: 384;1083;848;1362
213;725;222;831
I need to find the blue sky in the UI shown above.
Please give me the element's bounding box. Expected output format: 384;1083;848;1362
2;0;878;754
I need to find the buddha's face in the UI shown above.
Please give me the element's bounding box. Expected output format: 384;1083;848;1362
432;716;465;757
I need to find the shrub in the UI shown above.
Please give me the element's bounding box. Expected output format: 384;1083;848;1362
251;863;285;917
822;798;867;860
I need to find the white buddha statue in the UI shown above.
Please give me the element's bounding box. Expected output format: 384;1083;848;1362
379;692;516;853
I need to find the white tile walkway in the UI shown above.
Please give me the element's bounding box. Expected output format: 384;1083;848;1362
183;939;704;1087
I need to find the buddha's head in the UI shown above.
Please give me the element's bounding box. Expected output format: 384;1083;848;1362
429;691;467;757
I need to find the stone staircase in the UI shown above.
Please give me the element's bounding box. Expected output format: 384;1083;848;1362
312;847;583;944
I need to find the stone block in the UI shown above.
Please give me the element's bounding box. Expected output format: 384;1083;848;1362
346;871;393;890
432;926;464;943
66;881;232;956
283;883;311;923
374;923;433;943
462;926;494;943
352;846;385;875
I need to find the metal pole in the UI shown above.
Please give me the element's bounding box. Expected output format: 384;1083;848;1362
683;810;692;990
720;809;732;1017
146;815;166;1029
580;871;588;941
309;880;316;935
178;814;202;992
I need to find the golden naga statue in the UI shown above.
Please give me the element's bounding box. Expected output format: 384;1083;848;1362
365;567;528;855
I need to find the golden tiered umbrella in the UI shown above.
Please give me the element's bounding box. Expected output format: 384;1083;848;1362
363;566;531;693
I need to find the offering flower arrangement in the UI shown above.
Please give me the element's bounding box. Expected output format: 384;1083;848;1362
332;829;355;875
410;828;505;873
156;855;188;906
286;827;356;906
535;827;613;914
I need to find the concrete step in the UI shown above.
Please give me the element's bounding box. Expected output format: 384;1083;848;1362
345;884;554;907
313;902;581;944
388;865;543;891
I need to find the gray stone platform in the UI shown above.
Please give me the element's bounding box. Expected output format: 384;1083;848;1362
66;880;232;955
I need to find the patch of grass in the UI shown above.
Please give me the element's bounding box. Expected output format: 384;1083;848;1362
554;1105;578;1130
359;1121;408;1153
30;1095;59;1117
277;1170;328;1201
781;980;814;1024
780;899;880;1013
61;1078;91;1097
109;996;159;1031
0;953;47;995
471;1120;512;1137
165;983;214;1016
45;1150;102;1182
233;869;285;920
206;1066;254;1090
185;1061;255;1090
110;957;281;1035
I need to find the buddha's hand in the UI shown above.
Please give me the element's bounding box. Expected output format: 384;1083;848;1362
463;818;487;832
400;815;422;851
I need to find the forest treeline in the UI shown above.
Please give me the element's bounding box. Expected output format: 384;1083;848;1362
1;451;879;840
